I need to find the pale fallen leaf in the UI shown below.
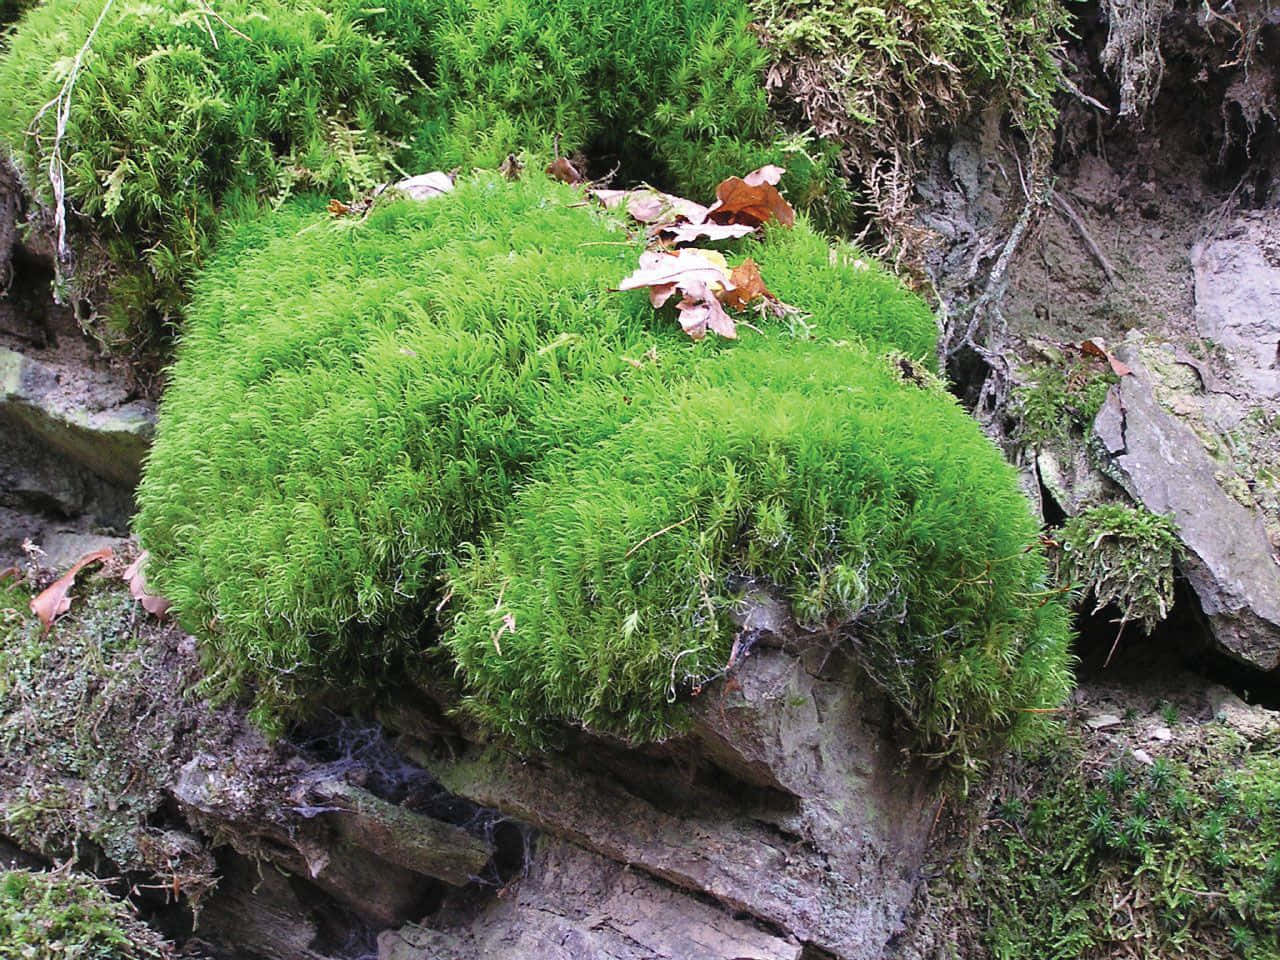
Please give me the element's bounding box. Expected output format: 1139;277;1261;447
743;164;786;187
122;550;171;618
393;171;456;201
618;249;733;295
675;286;737;340
658;221;756;245
618;250;738;341
30;548;113;630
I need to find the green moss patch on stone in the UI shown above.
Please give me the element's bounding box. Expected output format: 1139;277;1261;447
1056;504;1183;634
1015;359;1118;449
965;723;1280;960
0;579;215;900
136;174;1070;778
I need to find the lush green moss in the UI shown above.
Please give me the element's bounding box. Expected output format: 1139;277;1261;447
448;342;1072;770
0;0;844;338
137;175;1068;773
1057;504;1183;634
1016;359;1118;448
970;728;1280;959
0;868;172;959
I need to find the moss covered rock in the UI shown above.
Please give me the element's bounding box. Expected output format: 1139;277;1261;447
136;175;1069;775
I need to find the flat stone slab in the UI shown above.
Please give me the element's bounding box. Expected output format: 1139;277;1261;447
1094;351;1280;671
1;346;154;489
380;840;802;960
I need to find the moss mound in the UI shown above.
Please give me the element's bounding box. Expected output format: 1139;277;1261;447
756;0;1069;252
0;868;173;958
136;175;1069;773
0;0;842;336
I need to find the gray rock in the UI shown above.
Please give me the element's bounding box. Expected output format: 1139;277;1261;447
1036;442;1114;517
175;747;492;927
1094;352;1280;670
1206;684;1280;740
0;346;154;490
1085;712;1124;730
434;643;934;960
380;840;801;960
1192;212;1280;398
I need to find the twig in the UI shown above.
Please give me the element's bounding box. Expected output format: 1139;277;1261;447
1103;616;1128;668
194;0;249;41
30;0;117;261
1061;74;1111;114
625;515;693;558
1052;191;1120;287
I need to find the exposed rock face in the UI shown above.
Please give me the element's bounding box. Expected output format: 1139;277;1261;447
1094;349;1280;671
380;840;802;960
0;346;153;491
174;747;494;929
0;344;153;563
1;569;936;960
422;642;936;960
1192;212;1280;399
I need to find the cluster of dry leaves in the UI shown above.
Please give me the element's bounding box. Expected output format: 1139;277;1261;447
2;545;169;632
329;152;799;341
592;166;798;340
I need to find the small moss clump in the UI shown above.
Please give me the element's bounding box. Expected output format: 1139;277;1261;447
969;729;1280;959
754;0;1069;250
0;868;172;959
757;0;1067;131
137;175;1069;776
1057;504;1182;633
1015;360;1118;448
0;0;841;339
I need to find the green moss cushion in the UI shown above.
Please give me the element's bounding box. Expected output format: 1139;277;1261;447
0;0;845;330
136;175;1068;772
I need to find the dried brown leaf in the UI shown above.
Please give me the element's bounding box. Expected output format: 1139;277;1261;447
706;166;795;228
498;153;523;181
719;259;772;310
122;550;171;618
546;155;585;185
1080;338;1132;377
30;547;113;630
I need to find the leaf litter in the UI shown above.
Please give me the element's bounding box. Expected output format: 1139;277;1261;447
597;164;798;339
